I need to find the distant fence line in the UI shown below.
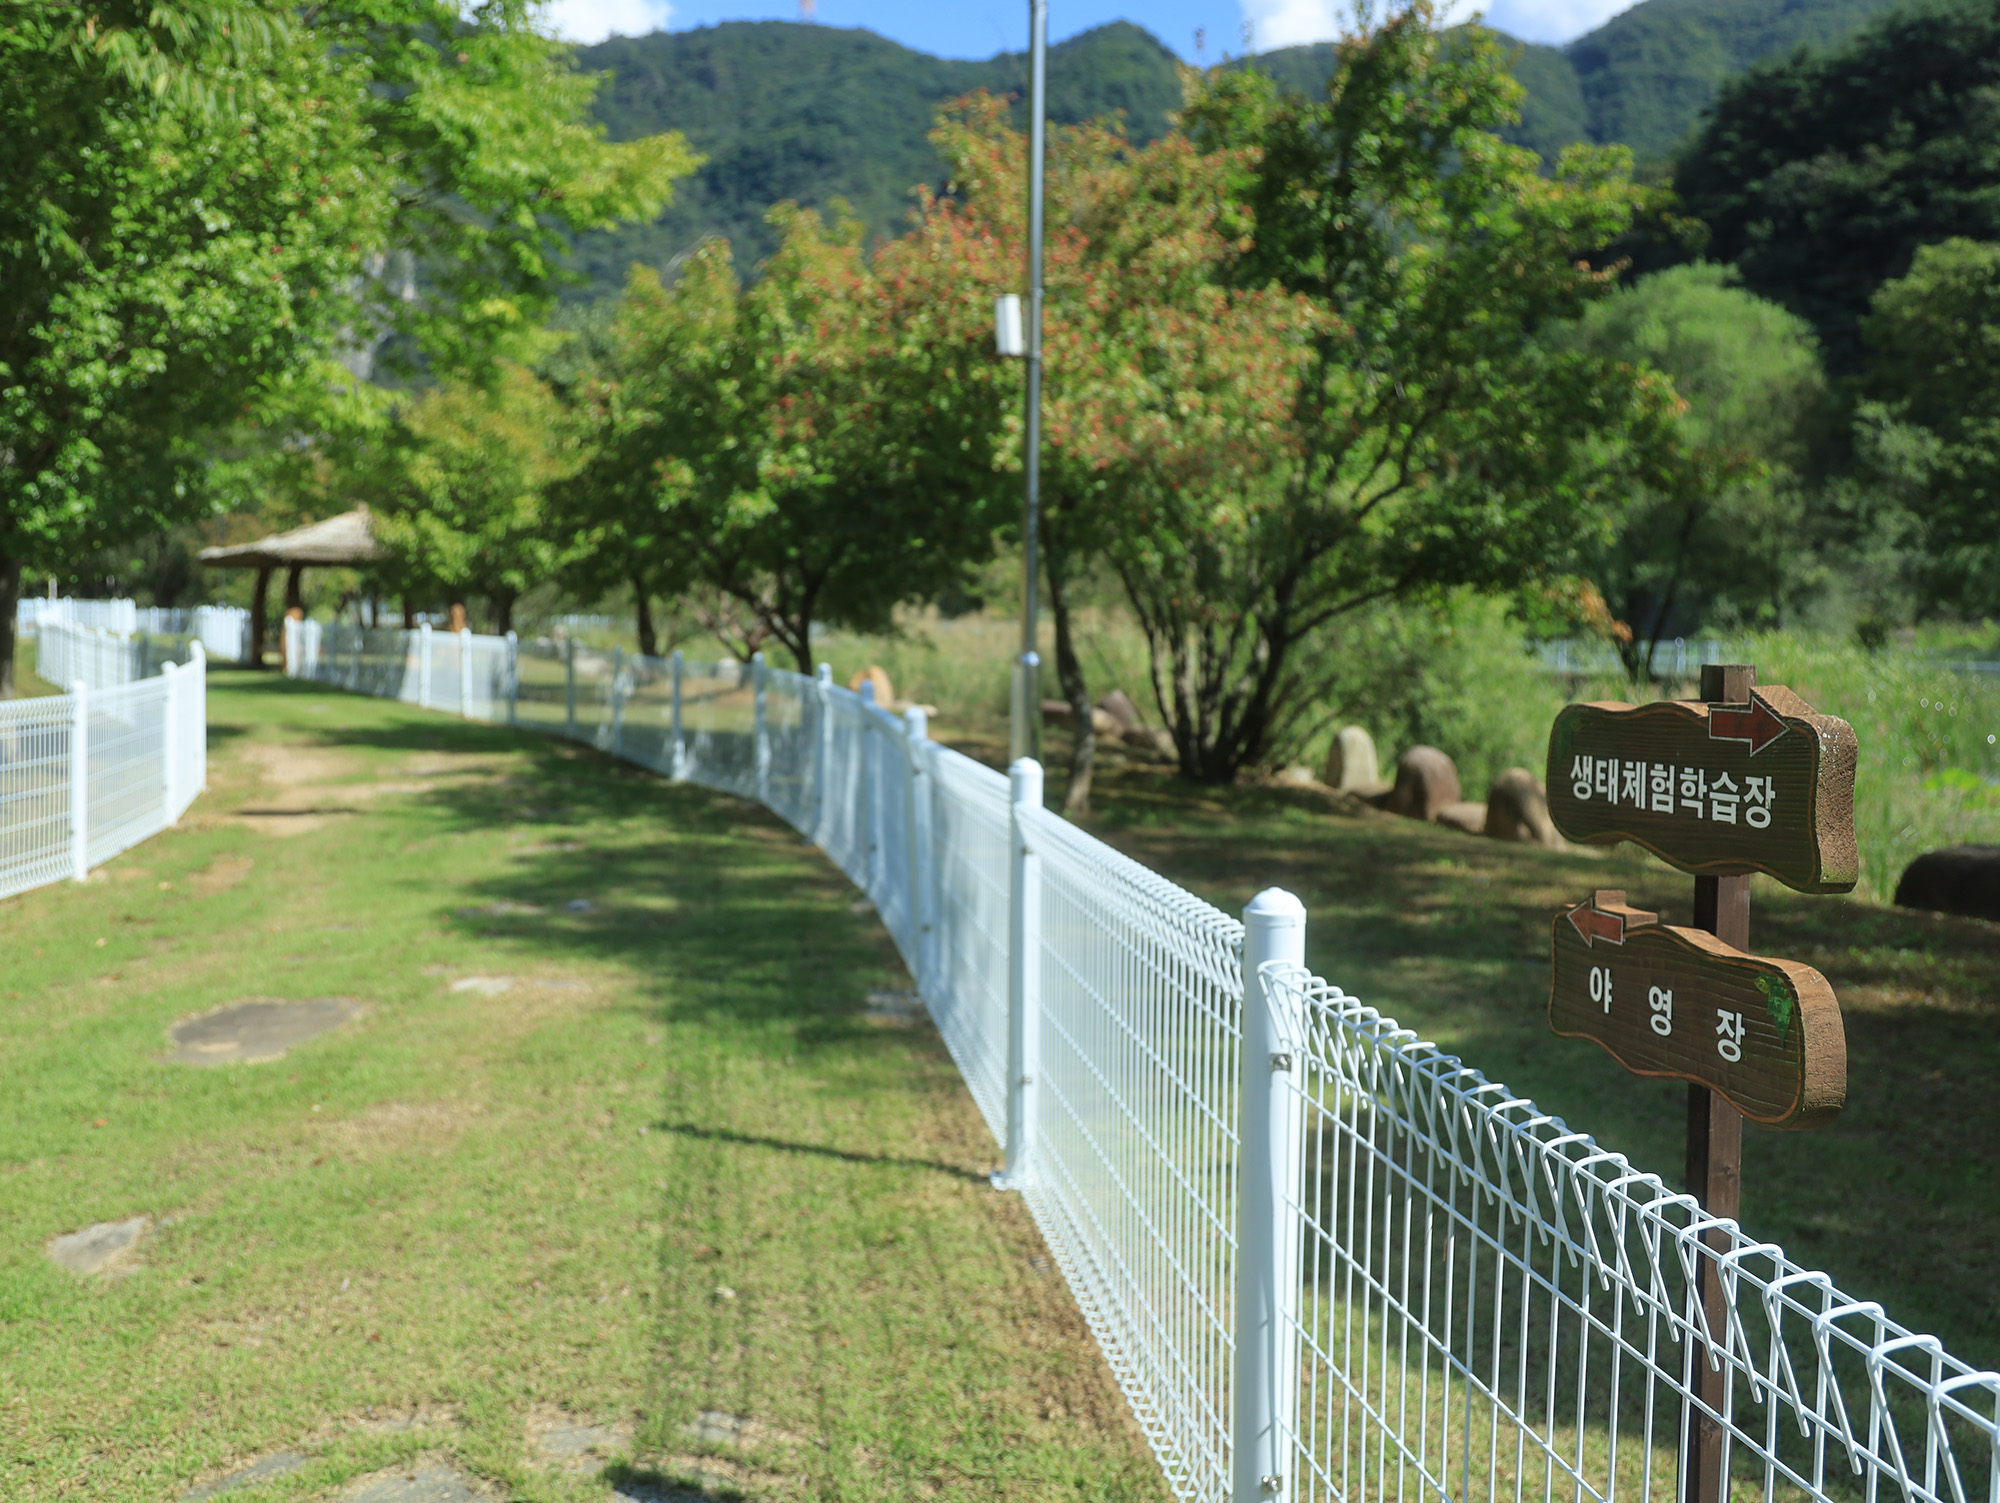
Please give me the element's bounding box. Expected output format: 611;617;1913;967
0;647;209;903
288;616;1997;1503
19;600;251;673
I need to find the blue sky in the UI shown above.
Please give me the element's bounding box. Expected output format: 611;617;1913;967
540;0;1645;55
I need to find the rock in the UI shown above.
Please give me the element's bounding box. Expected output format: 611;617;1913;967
1123;724;1174;756
1321;725;1381;793
1275;765;1319;787
183;1453;310;1500
1380;746;1461;822
1435;801;1487;835
1484;767;1563;848
1088;706;1122;737
1040;698;1072;721
1894;846;2000;922
562;898;595;913
339;1460;487;1503
1097;690;1143;730
447;976;514;996
167;999;363;1066
848;665;894;707
49;1216;150;1277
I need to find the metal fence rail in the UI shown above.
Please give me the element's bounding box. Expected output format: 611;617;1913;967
287;625;2000;1503
0;649;208;903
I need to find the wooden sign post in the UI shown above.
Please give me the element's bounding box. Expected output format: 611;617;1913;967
1544;663;1857;1503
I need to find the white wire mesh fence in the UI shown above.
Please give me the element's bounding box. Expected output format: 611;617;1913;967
0;647;208;903
286;625;2000;1503
33;619;218;691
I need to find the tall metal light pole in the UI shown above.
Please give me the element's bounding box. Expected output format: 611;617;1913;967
1009;0;1048;769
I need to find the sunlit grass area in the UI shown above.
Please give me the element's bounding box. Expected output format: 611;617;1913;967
0;673;1166;1501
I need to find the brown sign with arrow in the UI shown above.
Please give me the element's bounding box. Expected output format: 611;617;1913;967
1549;890;1846;1129
1544;684;1859;893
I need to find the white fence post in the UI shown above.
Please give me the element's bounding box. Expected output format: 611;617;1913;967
565;635;578;740
858;680;877;894
458;627;473;719
999;757;1044;1188
191;642;207;792
904;707;935;997
752;652;770;805
670;649;685;779
419;622;433;709
1233;888;1309;1503
69;680;90;882
813;663;833;844
505;631;519;725
160;662;179;821
610;646;627;756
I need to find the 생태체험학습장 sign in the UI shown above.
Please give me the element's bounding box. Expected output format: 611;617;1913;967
1548;890;1846;1129
1544;685;1858;893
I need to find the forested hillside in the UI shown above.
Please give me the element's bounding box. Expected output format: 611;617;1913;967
567;0;1904;293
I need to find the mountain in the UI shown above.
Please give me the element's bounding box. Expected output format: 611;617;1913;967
568;0;1905;295
571;21;1183;290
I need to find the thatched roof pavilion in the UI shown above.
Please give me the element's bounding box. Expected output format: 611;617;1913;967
199;508;383;666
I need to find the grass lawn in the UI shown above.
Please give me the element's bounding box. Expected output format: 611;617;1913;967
1006;736;2000;1376
0;673;1166;1501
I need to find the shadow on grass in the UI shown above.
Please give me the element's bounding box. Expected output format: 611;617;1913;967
652;1120;990;1185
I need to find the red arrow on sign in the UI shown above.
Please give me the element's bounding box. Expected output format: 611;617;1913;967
1566;899;1628;947
1708;695;1788;755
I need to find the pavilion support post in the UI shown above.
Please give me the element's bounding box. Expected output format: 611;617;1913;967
249;566;274;669
284;564;305;616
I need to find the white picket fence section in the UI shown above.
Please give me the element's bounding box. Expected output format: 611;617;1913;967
286;619;2000;1503
17;596;139;635
0;647;209;902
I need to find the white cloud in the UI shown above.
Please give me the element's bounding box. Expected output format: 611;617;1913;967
1472;0;1635;42
1240;0;1636;49
539;0;672;44
1241;0;1344;50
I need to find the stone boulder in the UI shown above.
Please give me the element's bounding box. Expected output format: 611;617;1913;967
1321;726;1382;794
848;665;894;707
1484;767;1563;849
1097;690;1144;731
1894;846;2000;923
1040;698;1123;737
1435;801;1486;835
1123;724;1175;757
1380;745;1461;822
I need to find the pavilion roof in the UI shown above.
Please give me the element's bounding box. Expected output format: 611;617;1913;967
198;507;383;569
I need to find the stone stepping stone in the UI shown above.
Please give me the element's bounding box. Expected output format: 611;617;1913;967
168;999;362;1067
562;898;596;914
339;1459;487;1502
182;1451;309;1500
864;989;925;1025
48;1216;149;1277
532;1418;631;1469
456;901;544;918
447;976;514;997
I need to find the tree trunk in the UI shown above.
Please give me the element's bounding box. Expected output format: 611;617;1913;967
633;577;657;659
0;553;20;699
492;591;516;636
1045;537;1095;816
401;596;415;629
250;565;274;668
284;564;305;616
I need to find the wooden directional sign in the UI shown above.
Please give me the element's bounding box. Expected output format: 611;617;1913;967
1545;684;1859;893
1549;890;1846;1129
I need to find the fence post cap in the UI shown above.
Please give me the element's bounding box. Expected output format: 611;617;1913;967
1243;887;1306;925
859;680;876;705
816;662;833;683
1009;757;1043;806
903;706;929;742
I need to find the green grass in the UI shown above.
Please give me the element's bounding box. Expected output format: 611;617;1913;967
0;672;1166;1501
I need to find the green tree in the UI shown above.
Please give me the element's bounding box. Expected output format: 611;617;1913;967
1552;263;1831;673
0;0;695;693
1858;237;2000;617
1144;2;1683;781
371;362;581;633
569;205;1012;674
896;95;1313;811
1673;0;2000;373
